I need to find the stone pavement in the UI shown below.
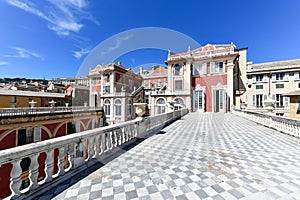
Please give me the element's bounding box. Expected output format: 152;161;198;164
37;113;300;200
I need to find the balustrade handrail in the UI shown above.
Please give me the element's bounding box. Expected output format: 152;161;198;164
0;106;102;117
0;108;189;199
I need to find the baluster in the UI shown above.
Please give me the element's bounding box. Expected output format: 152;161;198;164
111;131;116;148
121;127;125;144
117;129;122;146
58;146;65;176
44;150;54;183
101;134;106;152
95;135;101;158
88;136;95;160
67;143;74;171
9;160;22;198
74;141;84;168
105;133;109;151
83;140;88;161
108;131;113;150
29;154;39;190
124;127;128;142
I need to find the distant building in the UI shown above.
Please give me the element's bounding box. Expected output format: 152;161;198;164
140;65;168;116
163;43;247;113
244;59;300;116
88;62;143;123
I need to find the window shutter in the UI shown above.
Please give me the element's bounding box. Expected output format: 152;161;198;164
252;95;256;107
202;63;207;75
75;121;81;133
263;74;268;82
284;97;289;107
263;94;267;100
34;126;41;142
272;94;276;101
210;62;215;73
295;72;300;80
284;73;289;81
272;74;276;82
252;75;256;84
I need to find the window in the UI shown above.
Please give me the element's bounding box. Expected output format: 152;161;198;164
174;80;183;91
174;64;183;76
256;75;263;82
11;96;16;108
127;100;132;117
67;122;76;134
256;85;263;89
276;94;284;108
115;99;122;117
276;73;284;80
210;62;223;73
156;98;166;114
252;94;264;108
104;99;111;115
18;128;34;146
276;84;284;89
120;76;124;84
193;63;207;75
105;74;110;82
174;98;184;110
275;94;289;108
295;72;300;80
298;83;300;88
103;86;110;93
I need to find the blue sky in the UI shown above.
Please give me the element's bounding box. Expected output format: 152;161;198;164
0;0;300;79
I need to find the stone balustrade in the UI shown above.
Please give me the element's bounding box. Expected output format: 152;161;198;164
232;109;300;138
0;108;188;199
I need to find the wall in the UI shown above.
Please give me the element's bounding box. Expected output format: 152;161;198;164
193;74;227;112
289;96;300;118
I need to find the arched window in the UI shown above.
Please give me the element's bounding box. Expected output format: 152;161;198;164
156;98;166;114
115;99;122;117
104;99;111;116
174;98;185;110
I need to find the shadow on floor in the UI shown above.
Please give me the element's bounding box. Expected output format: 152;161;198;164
38;116;185;199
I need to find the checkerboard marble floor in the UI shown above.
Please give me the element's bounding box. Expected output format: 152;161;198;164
37;113;300;200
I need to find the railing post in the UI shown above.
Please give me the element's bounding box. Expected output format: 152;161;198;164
29;154;39;190
57;147;65;176
95;135;101;158
44;150;54;183
88;137;95;160
9;160;22;199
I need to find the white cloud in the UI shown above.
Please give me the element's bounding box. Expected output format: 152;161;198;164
5;0;97;36
0;61;9;65
72;48;90;59
2;47;41;59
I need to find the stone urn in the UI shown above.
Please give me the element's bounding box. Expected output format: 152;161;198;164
29;100;37;108
133;103;147;119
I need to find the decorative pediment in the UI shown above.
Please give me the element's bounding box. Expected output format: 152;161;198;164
195;84;206;91
212;82;227;89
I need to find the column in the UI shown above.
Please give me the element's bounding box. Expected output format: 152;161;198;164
227;60;234;112
167;64;173;91
111;72;115;94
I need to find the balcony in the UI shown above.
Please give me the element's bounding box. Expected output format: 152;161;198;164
0;109;188;199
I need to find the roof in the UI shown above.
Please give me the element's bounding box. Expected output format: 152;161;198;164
248;59;300;73
283;90;300;96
